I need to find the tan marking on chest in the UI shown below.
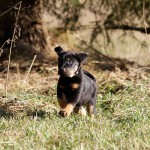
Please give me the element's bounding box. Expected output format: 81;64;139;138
70;83;80;90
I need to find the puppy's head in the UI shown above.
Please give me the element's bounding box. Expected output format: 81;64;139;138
55;46;87;77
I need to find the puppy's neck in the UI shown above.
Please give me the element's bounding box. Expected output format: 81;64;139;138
74;63;83;76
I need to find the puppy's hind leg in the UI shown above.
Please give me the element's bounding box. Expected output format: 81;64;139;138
74;106;87;116
87;100;96;118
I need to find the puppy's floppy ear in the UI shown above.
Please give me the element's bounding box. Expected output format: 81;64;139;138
54;46;65;56
75;53;88;64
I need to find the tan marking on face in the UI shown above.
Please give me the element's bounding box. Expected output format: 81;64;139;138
66;58;71;62
70;83;80;90
62;103;74;117
58;93;67;109
65;65;78;77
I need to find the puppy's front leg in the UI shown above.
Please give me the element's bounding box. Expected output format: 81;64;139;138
59;103;74;117
58;84;81;117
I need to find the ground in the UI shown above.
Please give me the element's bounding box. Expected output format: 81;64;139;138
0;56;150;149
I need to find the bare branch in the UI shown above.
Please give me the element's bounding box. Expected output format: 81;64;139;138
5;1;22;102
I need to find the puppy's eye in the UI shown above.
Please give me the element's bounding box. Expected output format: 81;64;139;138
66;58;72;64
67;60;73;64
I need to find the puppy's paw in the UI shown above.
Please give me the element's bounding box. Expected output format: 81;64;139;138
78;107;87;116
59;110;68;117
59;104;74;117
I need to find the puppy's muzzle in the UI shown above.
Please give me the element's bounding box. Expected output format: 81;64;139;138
59;67;76;77
58;67;67;76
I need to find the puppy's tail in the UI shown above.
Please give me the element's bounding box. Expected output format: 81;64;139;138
83;70;96;82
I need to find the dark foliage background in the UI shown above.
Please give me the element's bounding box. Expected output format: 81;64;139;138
0;0;150;65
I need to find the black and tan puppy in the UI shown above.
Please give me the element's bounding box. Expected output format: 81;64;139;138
55;46;97;118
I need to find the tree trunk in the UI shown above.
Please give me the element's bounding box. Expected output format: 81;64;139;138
19;0;56;60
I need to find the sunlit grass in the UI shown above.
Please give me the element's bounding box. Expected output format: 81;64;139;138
0;67;149;149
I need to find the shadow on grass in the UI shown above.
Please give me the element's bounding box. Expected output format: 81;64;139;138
26;109;46;119
98;80;126;119
0;100;48;119
0;103;14;118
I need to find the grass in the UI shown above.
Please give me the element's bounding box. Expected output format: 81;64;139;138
0;64;150;150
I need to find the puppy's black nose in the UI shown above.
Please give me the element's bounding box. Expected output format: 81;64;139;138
61;67;66;72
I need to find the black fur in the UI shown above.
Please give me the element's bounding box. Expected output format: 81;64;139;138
55;46;97;117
